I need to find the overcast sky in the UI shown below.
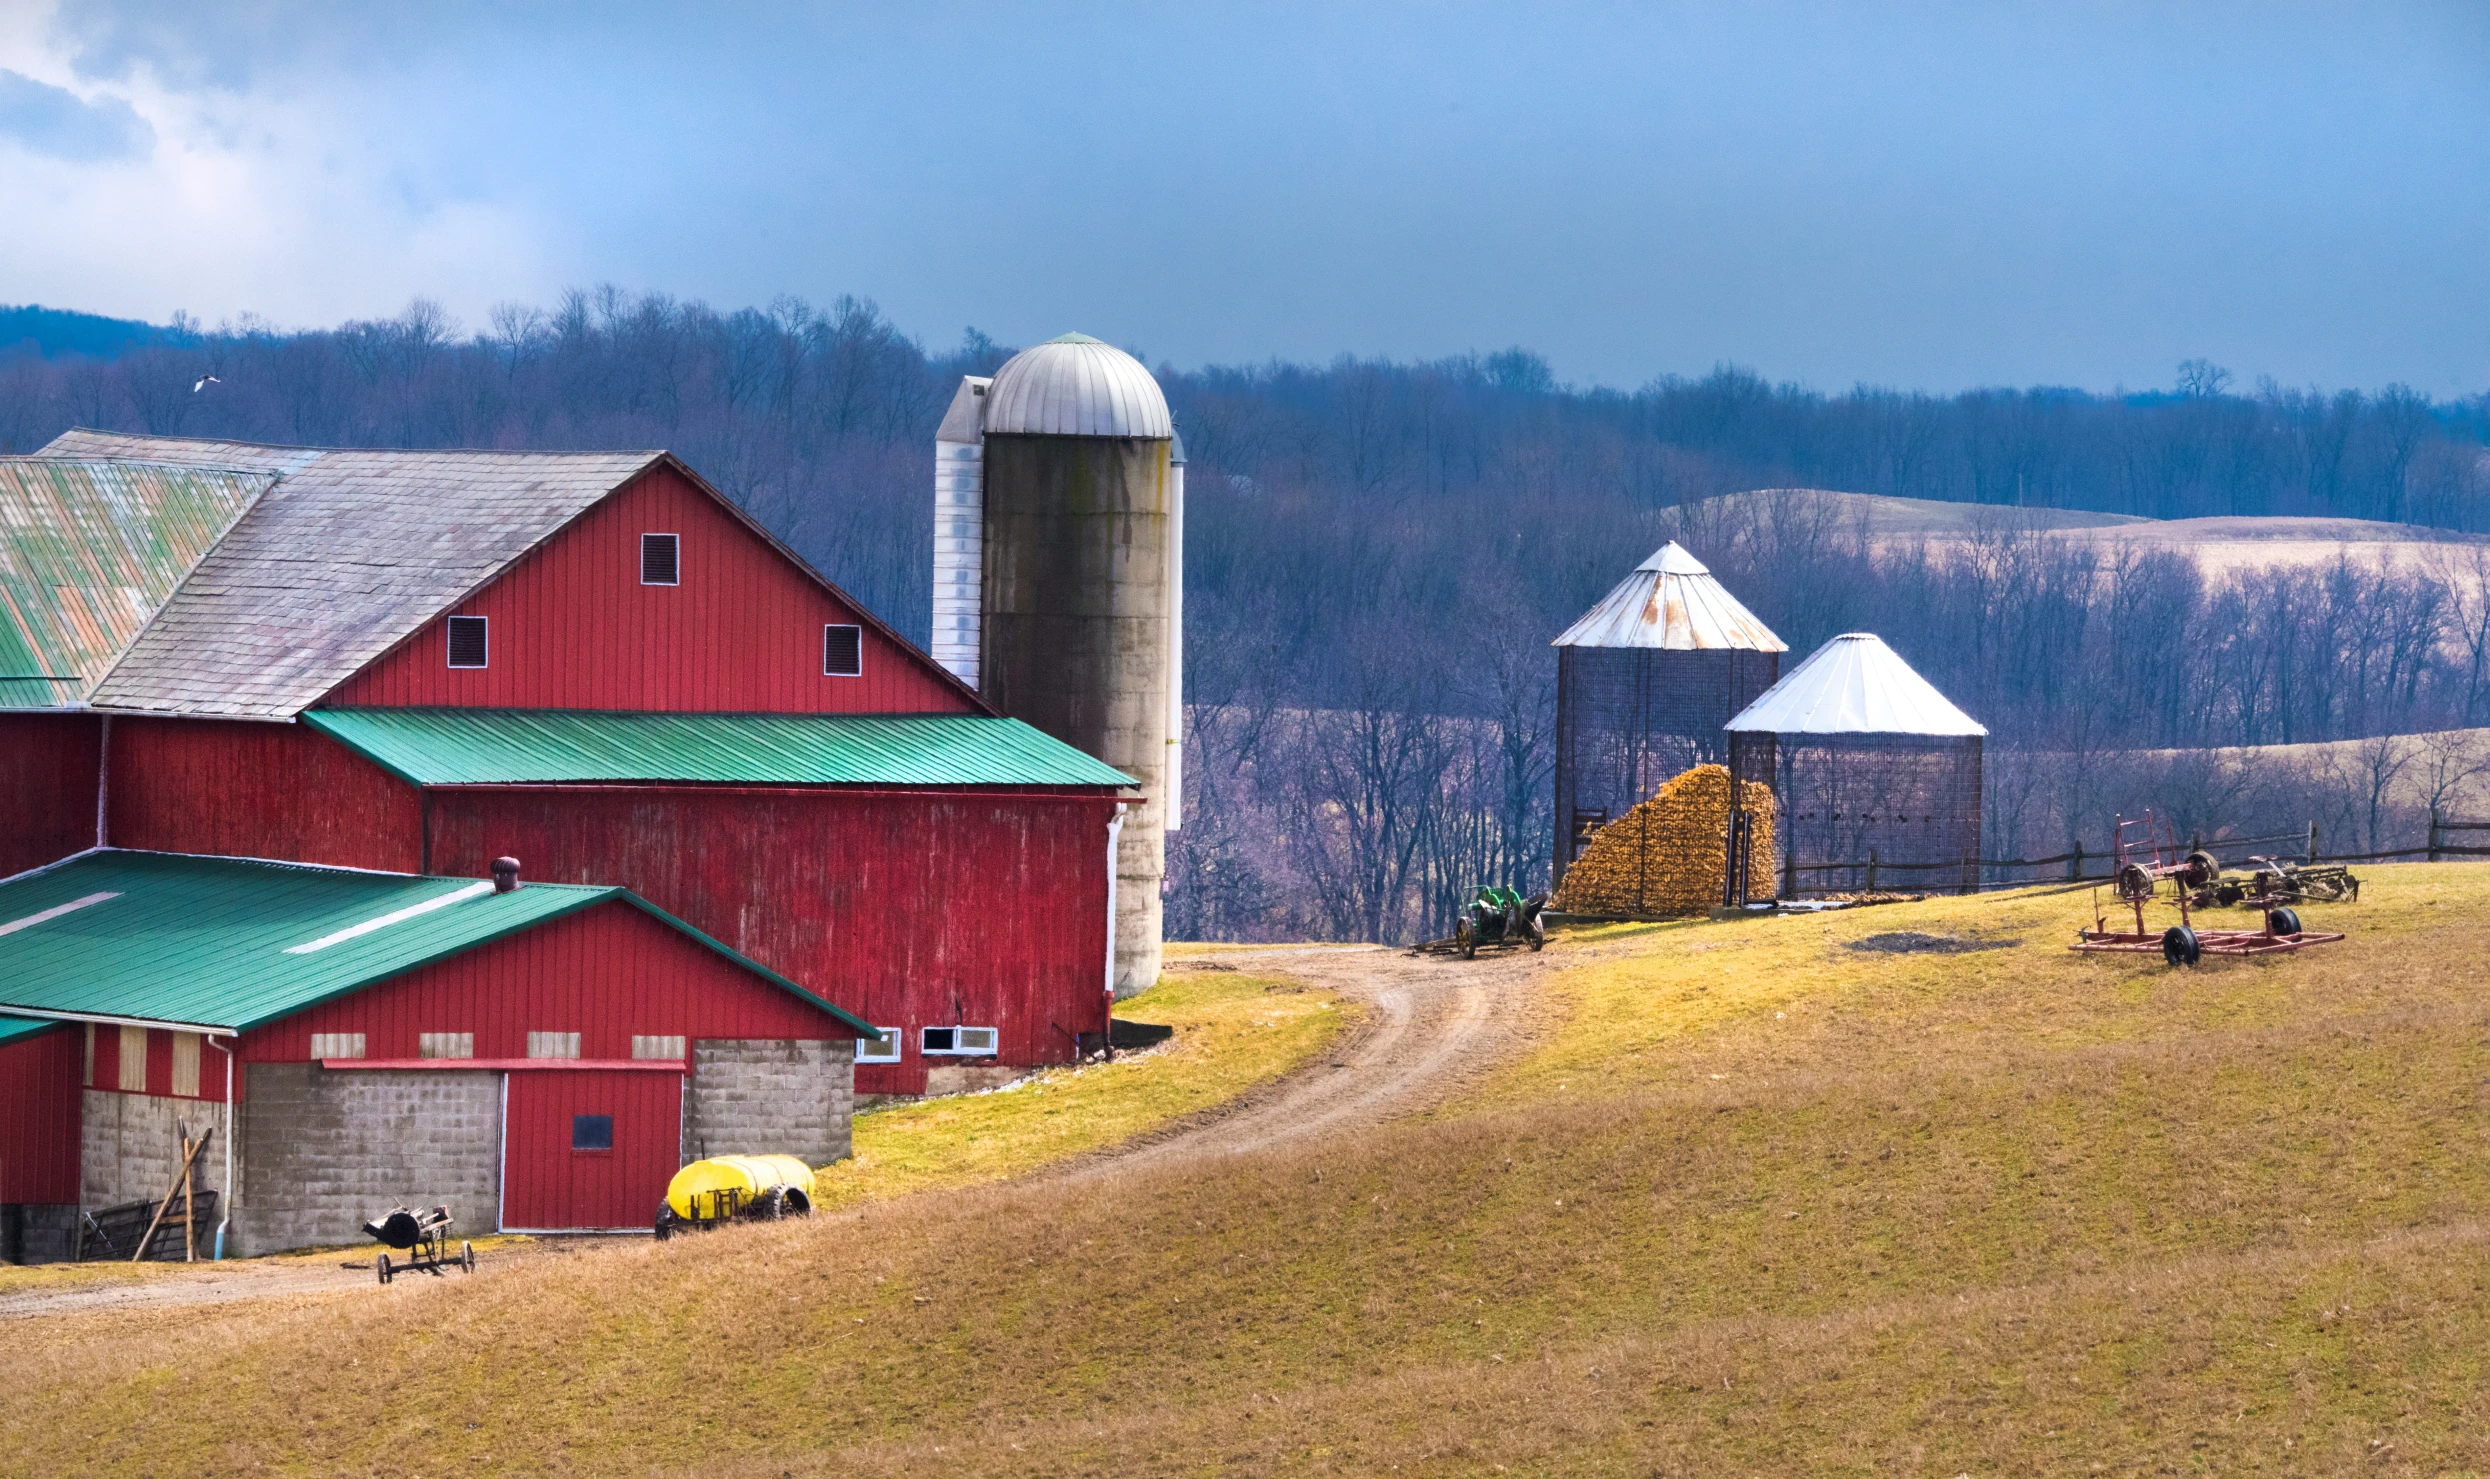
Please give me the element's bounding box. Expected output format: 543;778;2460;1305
1;2;2484;393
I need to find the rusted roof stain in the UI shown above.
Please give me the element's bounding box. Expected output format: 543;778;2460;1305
1552;541;1788;652
0;458;275;707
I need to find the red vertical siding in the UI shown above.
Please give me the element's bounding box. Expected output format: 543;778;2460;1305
107;719;422;873
323;467;975;715
235;899;861;1066
502;1072;682;1230
0;713;100;879
423;788;1116;1095
0;1026;82;1204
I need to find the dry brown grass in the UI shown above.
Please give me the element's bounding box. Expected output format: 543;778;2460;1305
9;869;2490;1475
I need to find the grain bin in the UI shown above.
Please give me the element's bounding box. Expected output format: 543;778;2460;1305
1725;632;1986;896
1551;542;1785;890
929;334;1177;997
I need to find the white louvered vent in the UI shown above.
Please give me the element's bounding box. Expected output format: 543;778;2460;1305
640;532;680;585
527;1031;581;1059
446;615;489;669
631;1034;685;1061
823;623;862;677
419;1032;474;1060
309;1032;366;1060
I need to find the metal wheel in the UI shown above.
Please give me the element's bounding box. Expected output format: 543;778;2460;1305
2267;906;2303;938
1456;919;1476;959
2116;864;2154;902
460;1241;475;1273
375;1252;392;1285
2161;925;2201;968
2181;850;2220;890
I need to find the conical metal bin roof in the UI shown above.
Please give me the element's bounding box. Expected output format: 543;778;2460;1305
1725;632;1985;736
1551;541;1787;651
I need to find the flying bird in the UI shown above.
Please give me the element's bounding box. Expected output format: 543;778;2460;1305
192;375;220;392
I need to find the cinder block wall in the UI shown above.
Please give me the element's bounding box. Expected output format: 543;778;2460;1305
234;1064;501;1256
84;1090;230;1210
685;1040;854;1166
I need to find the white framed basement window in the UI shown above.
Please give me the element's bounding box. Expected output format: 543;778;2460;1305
446;615;489;669
855;1029;902;1065
921;1025;998;1057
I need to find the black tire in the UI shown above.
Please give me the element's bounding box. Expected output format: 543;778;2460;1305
782;1188;812;1216
1526;919;1545;952
755;1188;787;1221
376;1252;392;1285
654;1206;676;1242
461;1241;475;1273
2161;925;2201;967
2267;906;2303;938
1456;920;1477;960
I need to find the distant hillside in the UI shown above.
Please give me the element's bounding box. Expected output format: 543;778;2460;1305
1699;486;2490;574
0;304;176;361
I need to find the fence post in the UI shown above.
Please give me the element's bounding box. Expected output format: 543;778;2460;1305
1866;848;1879;894
2429;809;2441;864
2306;821;2319;865
1783;843;1796;902
2069;840;2083;883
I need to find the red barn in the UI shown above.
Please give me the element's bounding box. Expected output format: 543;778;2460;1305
0;850;875;1259
5;433;1137;1100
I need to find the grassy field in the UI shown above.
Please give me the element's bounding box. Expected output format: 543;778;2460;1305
9;869;2490;1475
813;966;1349;1208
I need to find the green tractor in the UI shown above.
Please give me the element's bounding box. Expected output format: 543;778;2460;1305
1452;885;1547;958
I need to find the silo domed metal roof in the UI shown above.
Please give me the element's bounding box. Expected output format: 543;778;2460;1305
981;333;1173;439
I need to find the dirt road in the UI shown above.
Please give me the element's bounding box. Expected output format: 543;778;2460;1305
0;936;1589;1318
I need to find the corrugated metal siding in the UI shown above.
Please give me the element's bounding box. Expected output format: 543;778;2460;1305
0;713;100;879
0;459;273;706
108;718;423;873
304;708;1133;788
0;1022;81;1203
234;900;857;1066
425;787;1116;1095
502;1070;683;1230
325;467;974;714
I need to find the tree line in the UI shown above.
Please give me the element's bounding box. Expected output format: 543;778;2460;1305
5;290;2488;940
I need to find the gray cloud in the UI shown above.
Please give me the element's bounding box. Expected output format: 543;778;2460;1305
0;70;154;163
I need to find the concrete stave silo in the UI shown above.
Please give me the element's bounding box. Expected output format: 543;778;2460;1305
931;334;1178;998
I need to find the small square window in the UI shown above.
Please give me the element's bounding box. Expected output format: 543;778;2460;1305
823;623;862;677
856;1029;902;1064
571;1114;613;1152
640;532;680;586
446;615;489;669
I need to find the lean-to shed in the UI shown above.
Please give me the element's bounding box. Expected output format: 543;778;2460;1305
1725;632;1986;896
1550;542;1785;886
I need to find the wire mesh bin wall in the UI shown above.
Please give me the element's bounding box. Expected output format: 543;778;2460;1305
1730;732;1983;895
1553;647;1780;888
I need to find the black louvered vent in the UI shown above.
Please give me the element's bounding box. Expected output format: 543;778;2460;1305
640;532;679;585
446;615;489;669
823;623;863;677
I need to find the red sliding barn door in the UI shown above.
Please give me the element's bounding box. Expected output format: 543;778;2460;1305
501;1071;682;1231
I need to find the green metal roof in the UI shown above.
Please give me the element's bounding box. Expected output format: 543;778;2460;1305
0;1014;59;1046
0;850;875;1037
302;708;1136;789
0;459;275;708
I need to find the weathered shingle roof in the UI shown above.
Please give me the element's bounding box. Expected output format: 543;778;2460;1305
40;431;662;719
0;458;276;707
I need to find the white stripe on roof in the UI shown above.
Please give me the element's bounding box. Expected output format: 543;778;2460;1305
0;891;121;938
282;881;494;955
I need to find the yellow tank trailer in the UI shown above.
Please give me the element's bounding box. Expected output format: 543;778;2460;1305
654;1154;816;1238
